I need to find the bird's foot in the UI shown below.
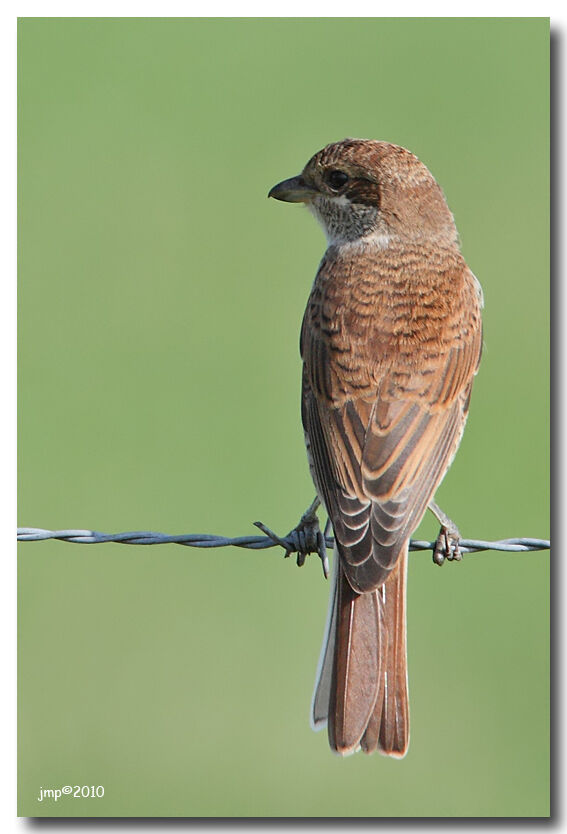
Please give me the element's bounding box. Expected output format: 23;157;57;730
254;497;330;578
432;525;462;565
428;500;462;566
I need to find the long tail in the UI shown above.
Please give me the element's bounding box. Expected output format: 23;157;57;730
311;545;409;757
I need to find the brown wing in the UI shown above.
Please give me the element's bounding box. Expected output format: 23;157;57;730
301;274;482;595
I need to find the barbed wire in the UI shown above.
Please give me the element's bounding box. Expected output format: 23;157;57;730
17;524;550;567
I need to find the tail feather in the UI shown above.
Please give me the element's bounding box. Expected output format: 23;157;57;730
328;566;384;754
311;545;409;757
362;548;409;756
310;554;339;730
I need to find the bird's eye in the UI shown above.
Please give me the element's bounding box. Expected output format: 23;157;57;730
325;170;349;191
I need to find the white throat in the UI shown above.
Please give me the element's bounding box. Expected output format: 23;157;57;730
308;194;389;249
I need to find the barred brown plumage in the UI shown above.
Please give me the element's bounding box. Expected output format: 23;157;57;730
270;138;483;758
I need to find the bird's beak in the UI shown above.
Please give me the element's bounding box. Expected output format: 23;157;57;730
268;175;316;203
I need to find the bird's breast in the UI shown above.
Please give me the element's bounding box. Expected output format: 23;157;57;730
302;242;473;404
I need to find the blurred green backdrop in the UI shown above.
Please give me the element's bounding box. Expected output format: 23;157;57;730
18;18;549;818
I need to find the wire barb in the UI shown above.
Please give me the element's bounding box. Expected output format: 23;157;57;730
17;526;550;560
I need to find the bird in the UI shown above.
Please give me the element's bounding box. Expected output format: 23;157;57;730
268;139;483;757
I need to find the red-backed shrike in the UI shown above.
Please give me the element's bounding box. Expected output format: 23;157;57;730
269;139;482;756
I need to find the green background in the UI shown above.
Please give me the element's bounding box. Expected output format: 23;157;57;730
18;18;549;818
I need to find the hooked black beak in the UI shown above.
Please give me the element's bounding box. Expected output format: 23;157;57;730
268;175;317;203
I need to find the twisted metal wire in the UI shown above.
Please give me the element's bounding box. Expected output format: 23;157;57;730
17;526;550;555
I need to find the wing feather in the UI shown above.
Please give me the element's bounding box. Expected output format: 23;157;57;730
302;309;481;593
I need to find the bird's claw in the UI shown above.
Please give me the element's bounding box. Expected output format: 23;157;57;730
254;499;330;578
433;524;462;565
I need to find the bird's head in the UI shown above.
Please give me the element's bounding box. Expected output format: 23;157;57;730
269;138;458;248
